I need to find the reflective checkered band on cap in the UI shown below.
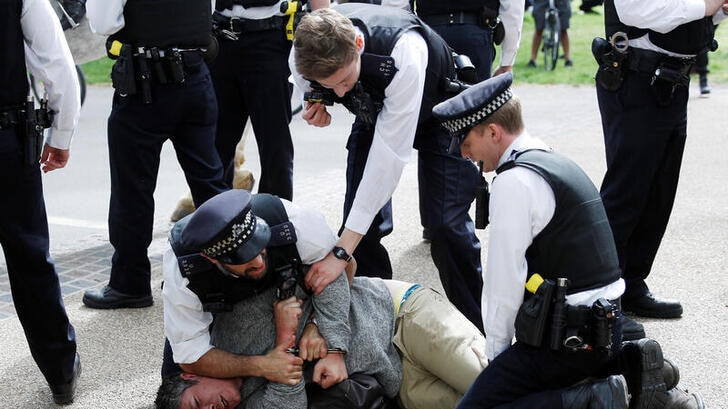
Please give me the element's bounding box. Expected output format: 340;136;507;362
202;211;256;258
442;88;513;135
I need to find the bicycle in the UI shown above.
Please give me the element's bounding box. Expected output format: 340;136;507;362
542;0;561;71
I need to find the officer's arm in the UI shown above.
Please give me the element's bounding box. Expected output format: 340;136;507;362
309;0;329;10
180;346;303;384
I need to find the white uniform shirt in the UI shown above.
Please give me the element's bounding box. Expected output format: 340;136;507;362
22;0;81;149
291;28;427;235
612;0;727;57
483;133;624;361
497;0;525;68
162;199;337;364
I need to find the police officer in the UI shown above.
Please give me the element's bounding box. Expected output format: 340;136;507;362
160;189;353;382
413;0;524;81
82;0;228;309
0;0;81;403
595;1;726;327
291;4;486;333
433;72;705;409
210;0;328;201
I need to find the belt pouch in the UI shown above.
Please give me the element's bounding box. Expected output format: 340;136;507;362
515;278;555;347
111;44;137;96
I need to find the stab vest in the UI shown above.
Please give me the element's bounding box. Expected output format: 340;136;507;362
415;0;500;19
496;150;620;294
0;0;29;108
170;194;302;313
604;0;715;55
111;0;211;49
334;3;455;126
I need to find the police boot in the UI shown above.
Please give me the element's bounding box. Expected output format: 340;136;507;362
562;375;629;409
621;338;667;409
653;388;706;409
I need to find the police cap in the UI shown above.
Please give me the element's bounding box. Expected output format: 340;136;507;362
433;72;513;153
179;190;271;265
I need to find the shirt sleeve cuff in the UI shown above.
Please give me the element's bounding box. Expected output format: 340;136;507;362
170;337;214;365
344;208;376;235
47;128;73;150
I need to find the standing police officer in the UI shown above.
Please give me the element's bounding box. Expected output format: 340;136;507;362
595;1;727;325
0;0;81;403
413;0;524;82
210;0;329;201
82;0;228;309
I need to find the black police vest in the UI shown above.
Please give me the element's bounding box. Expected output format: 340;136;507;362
335;3;455;126
112;0;211;48
170;194;302;313
215;0;280;12
496;149;621;294
0;0;29;108
604;0;714;55
415;0;499;19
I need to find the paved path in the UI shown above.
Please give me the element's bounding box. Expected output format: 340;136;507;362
1;81;726;408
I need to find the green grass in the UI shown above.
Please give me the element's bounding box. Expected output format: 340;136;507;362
512;4;728;85
81;6;728;86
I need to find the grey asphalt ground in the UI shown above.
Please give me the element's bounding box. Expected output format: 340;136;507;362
1;80;726;408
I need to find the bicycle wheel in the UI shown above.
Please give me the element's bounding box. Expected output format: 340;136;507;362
542;11;560;71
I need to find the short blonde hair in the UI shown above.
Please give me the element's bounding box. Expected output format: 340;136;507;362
475;96;524;135
293;8;360;80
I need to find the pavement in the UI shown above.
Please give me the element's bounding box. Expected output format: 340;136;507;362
1;80;727;408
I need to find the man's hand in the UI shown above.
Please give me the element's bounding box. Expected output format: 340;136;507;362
274;297;302;348
40;144;69;173
493;65;513;77
301;102;331;127
262;343;304;385
313;353;348;389
306;253;347;295
298;322;328;361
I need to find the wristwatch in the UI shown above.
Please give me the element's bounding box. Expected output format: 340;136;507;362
331;246;352;263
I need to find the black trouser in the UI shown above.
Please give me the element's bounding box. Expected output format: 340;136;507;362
0;127;77;386
107;58;227;296
208;29;294;200
343;119;484;332
596;68;689;300
457;316;623;408
424;21;495;82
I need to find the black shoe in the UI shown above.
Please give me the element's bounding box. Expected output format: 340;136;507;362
527;59;537;68
699;74;711;95
654;388;706;409
623;338;667;409
622;292;682;319
562;375;629;409
565;59;574;67
50;353;81;405
621;315;646;341
662;358;680;391
82;285;153;309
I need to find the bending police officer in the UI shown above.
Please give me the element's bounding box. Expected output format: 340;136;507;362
291;4;485;333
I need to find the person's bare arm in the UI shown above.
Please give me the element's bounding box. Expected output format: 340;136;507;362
306;228;361;294
309;0;329;10
180;346;303;385
705;0;727;15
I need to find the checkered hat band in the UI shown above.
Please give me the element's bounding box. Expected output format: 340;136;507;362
443;88;513;135
202;211;256;258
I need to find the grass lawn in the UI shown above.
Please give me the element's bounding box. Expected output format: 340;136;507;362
80;4;728;86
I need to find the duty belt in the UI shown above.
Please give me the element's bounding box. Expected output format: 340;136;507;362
215;14;288;35
627;47;695;76
421;11;495;26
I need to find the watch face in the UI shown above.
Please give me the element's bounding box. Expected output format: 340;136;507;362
333;246;350;261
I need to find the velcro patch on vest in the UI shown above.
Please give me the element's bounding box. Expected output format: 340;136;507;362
268;221;297;248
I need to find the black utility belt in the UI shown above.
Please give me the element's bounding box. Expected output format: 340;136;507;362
421;11;496;27
627;48;695;76
215;14;288;35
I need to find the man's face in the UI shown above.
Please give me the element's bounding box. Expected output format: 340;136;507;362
460;126;500;172
178;374;243;409
219;250;268;280
316;56;360;98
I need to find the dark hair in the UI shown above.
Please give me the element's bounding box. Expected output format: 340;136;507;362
155;375;198;409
